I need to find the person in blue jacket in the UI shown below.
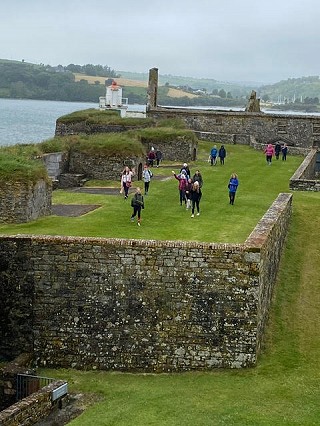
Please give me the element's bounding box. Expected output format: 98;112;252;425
210;145;218;166
228;173;239;205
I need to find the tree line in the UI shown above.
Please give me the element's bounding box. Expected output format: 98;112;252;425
0;61;116;103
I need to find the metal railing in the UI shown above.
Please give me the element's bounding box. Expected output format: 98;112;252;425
16;374;55;401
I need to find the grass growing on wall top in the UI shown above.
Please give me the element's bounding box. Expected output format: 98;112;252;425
67;133;146;157
136;126;197;143
37;192;320;425
0;153;48;183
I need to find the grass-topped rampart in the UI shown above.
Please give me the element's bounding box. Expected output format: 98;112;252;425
67;133;145;157
136;126;198;144
0;152;49;185
56;108;154;127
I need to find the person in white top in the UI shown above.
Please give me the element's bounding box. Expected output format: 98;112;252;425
120;166;135;199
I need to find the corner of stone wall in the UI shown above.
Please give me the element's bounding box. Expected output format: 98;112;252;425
245;192;293;355
289;148;320;190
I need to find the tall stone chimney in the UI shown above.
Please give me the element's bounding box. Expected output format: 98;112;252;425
147;67;158;111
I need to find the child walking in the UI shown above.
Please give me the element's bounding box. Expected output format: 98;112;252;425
130;187;144;226
228;173;239;205
142;164;153;195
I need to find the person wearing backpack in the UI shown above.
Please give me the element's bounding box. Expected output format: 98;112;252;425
142;164;153;195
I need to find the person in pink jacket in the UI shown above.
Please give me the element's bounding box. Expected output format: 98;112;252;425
172;171;187;205
264;143;275;165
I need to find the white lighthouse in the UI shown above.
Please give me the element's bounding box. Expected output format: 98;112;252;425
99;80;128;117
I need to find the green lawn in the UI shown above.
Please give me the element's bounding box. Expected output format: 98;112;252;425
4;142;320;424
0;143;303;243
39;190;320;426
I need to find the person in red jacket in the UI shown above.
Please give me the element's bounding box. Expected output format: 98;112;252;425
264;143;275;165
172;171;187;206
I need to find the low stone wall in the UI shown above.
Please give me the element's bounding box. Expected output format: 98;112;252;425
0;194;292;372
0;380;67;426
69;153;145;180
0;179;52;223
140;137;197;162
289;149;320;191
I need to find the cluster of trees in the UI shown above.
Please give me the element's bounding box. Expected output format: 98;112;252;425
0;61;106;102
64;63;119;78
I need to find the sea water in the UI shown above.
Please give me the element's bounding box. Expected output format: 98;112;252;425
0;98;98;146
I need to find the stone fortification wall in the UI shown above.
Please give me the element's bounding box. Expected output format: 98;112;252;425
289;149;320;191
0;180;52;224
245;193;292;350
140;136;197;162
55;121;150;137
68;152;145;180
147;107;320;149
0;194;292;372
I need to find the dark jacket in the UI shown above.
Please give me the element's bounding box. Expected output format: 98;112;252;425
131;193;144;208
219;146;226;159
192;173;203;188
190;186;202;202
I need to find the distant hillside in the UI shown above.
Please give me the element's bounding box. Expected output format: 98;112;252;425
118;70;251;98
259;76;320;105
1;59;320;109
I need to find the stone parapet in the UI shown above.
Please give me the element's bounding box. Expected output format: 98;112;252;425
289;148;320;191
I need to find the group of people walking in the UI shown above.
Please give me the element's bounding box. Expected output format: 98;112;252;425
121;160;240;226
264;142;288;165
210;145;227;165
120;140;290;226
172;164;203;217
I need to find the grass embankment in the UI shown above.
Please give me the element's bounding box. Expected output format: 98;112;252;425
0;152;48;184
0;143;303;243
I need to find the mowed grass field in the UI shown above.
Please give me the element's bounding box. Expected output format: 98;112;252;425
0;143;303;243
4;142;320;424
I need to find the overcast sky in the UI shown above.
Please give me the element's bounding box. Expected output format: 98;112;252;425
1;0;319;84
